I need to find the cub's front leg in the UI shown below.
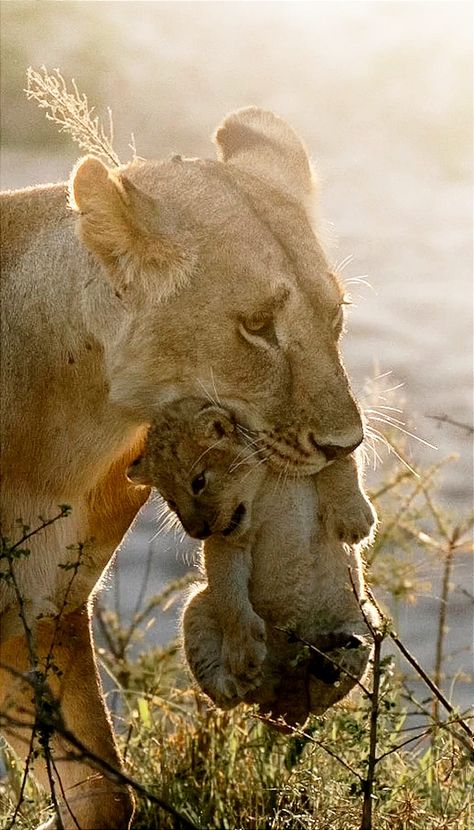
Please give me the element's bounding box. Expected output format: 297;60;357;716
204;537;266;692
316;453;377;544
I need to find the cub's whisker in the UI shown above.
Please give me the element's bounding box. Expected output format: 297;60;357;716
188;437;225;475
239;451;271;483
229;446;270;474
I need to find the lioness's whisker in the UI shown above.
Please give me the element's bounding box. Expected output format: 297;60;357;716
343;275;373;291
365;408;407;426
362;435;383;470
381;381;405;395
370;404;404;414
366;425;419;477
366;414;437;450
209;367;222;406
195;378;220;408
333;253;354;273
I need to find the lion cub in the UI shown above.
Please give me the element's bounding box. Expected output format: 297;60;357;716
128;397;377;724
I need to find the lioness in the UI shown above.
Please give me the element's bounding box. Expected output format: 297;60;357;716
128;398;377;727
1;108;366;829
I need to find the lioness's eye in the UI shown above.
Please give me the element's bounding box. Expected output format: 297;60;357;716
240;317;278;347
192;471;207;495
333;306;343;327
332;304;346;335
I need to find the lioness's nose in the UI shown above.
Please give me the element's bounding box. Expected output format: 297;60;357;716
311;436;363;461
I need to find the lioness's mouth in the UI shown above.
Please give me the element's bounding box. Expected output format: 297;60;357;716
222;503;246;536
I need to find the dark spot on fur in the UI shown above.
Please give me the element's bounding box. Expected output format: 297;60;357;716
67;353;75;365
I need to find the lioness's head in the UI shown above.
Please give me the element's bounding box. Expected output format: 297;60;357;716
127;398;264;540
71;107;363;475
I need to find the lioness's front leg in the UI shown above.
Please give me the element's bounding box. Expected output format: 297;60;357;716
204;537;266;688
0;606;134;830
316;453;377;544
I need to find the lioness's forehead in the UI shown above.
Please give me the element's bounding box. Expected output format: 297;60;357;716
127;157;339;307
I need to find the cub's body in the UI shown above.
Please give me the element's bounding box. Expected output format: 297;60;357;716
129;399;377;727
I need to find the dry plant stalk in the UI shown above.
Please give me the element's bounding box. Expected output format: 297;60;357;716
25;66;121;166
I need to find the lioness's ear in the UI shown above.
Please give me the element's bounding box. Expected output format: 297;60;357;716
214;107;314;202
69;157;191;298
194;405;235;444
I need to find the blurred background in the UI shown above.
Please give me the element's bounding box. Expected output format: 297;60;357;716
1;2;472;708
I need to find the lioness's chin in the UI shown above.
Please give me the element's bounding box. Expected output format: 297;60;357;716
268;455;328;477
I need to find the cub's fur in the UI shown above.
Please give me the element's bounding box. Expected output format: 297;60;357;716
1;107;367;827
128;398;377;727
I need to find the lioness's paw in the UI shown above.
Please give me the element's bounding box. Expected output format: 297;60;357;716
326;494;377;544
222;613;267;683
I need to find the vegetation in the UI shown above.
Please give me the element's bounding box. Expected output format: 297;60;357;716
1;436;472;830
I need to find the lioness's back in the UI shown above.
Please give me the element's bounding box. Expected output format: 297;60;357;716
0;183;69;276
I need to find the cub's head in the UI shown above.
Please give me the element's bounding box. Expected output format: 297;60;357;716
127;398;265;541
71;107;363;476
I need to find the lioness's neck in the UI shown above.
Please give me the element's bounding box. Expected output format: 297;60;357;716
0;182;141;497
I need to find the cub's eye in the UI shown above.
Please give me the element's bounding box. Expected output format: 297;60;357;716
191;471;207;495
239;317;278;347
167;499;177;512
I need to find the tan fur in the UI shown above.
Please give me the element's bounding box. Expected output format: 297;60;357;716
128;399;377;727
1;108;366;827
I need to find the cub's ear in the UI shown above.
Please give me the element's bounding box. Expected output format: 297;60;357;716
214;107;314;202
69;157;192;298
126;455;152;485
194;405;235;445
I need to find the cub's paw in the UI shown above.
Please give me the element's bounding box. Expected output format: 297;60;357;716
211;668;245;708
324;494;377;545
211;663;262;708
222;613;267;686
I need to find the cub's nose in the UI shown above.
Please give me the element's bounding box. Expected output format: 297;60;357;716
184;519;212;540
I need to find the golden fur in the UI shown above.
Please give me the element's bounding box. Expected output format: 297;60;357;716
1;108;366;828
129;398;377;727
